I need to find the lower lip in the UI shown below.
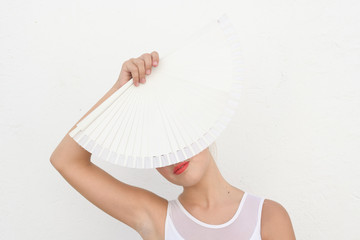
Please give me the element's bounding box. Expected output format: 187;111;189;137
174;162;189;175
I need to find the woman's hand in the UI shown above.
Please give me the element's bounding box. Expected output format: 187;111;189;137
113;51;159;89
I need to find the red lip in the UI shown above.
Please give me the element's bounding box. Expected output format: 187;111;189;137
173;160;190;174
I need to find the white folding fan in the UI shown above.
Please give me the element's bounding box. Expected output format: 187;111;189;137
69;13;242;169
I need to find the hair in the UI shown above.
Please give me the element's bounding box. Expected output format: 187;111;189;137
208;141;217;161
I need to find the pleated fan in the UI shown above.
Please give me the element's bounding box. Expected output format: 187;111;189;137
69;13;242;169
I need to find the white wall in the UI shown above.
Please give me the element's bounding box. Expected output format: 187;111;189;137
1;0;359;239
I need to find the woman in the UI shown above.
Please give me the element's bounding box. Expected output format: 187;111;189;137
50;51;296;240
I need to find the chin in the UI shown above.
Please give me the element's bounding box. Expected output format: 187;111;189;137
170;172;204;187
156;166;200;187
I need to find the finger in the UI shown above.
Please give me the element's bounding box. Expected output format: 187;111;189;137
133;58;146;84
128;59;140;86
140;53;153;75
151;51;159;67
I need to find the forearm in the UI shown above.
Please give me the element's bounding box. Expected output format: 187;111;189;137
50;85;120;170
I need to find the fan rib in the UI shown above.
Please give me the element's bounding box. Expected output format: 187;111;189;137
96;87;138;159
92;83;138;163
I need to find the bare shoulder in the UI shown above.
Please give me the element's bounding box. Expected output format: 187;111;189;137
261;199;296;240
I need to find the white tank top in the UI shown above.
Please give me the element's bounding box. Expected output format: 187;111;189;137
165;192;265;240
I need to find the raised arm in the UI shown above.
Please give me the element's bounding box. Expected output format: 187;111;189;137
50;51;167;238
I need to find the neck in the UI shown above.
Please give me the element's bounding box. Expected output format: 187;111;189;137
179;156;235;209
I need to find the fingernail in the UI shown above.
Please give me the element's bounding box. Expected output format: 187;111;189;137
141;78;145;83
153;61;158;66
146;69;151;75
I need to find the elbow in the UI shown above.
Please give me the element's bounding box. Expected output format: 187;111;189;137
50;155;58;169
49;133;92;171
50;151;91;172
50;153;62;171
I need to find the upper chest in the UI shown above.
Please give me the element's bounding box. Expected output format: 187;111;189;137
142;192;265;240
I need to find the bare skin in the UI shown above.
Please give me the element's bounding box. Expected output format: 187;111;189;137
50;51;296;240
